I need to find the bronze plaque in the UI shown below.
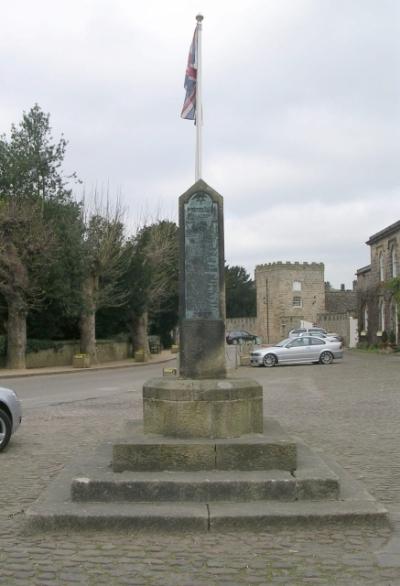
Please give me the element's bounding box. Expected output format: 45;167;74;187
184;192;219;319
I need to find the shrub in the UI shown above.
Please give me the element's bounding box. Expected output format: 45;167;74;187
0;335;6;357
26;339;65;353
357;341;369;350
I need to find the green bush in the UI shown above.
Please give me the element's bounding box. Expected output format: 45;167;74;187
26;339;65;354
0;335;6;357
357;341;369;350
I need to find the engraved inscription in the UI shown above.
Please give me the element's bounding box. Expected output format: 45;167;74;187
184;192;219;319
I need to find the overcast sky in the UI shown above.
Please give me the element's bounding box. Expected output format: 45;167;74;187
1;0;399;287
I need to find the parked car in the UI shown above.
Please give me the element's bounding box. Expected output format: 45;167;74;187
288;327;327;337
289;327;343;343
297;331;343;343
226;330;258;345
0;387;22;451
250;336;343;367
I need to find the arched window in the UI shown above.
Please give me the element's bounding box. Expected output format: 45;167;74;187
391;247;397;278
379;298;385;331
363;304;368;332
379;251;384;281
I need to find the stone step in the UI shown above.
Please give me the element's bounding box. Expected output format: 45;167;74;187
71;466;339;503
112;419;297;472
27;499;388;532
71;470;297;502
24;421;389;531
71;437;340;504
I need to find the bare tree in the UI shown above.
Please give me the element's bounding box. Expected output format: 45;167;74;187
79;201;128;363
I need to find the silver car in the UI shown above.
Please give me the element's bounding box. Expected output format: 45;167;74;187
288;327;327;337
0;387;22;451
250;336;343;367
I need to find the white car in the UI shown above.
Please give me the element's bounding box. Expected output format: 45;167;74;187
297;331;343;343
288;327;327;337
250;336;343;367
0;387;22;451
289;328;343;343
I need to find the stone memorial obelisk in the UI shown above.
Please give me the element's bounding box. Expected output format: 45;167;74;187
141;16;263;439
142;179;263;439
179;180;226;379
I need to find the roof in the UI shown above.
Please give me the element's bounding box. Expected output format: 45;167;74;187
366;220;400;245
356;265;371;275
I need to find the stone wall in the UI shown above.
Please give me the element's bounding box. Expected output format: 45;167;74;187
225;317;259;335
24;341;132;369
255;262;325;343
317;313;358;347
325;290;357;314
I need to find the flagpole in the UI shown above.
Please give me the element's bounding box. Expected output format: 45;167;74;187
195;14;203;182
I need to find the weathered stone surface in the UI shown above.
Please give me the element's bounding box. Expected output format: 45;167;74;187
143;377;263;438
180;319;226;379
25;433;389;531
294;444;340;500
215;442;296;472
113;443;215;473
113;419;297;472
143;377;262;401
71;471;297;503
178;180;226;379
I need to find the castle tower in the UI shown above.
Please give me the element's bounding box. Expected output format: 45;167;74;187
255;262;325;343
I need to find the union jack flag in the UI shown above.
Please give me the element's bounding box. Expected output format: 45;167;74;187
181;26;198;121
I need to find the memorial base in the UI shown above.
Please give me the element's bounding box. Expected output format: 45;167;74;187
26;419;388;531
142;377;263;438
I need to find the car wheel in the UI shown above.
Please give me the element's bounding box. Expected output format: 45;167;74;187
263;354;277;367
0;409;12;452
320;351;333;365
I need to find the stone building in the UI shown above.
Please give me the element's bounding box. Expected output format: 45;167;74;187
255;262;325;343
325;283;357;314
356;220;399;344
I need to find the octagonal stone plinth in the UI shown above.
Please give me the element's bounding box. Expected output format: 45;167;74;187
143;378;263;439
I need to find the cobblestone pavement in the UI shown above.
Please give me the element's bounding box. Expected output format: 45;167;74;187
1;350;400;585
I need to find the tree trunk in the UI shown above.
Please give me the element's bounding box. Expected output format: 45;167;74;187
131;311;150;360
6;300;27;369
80;275;98;364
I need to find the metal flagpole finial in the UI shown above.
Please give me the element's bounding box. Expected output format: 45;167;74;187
196;14;204;23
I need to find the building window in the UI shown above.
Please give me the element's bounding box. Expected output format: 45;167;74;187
379;251;384;282
378;298;385;331
293;296;302;307
391;247;397;278
363;304;368;332
293;281;302;291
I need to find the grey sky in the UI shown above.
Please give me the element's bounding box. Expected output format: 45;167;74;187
1;0;399;287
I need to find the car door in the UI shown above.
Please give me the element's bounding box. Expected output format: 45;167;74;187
284;338;308;363
309;336;326;360
300;336;317;361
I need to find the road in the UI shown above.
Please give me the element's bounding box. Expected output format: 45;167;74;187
1;350;400;584
2;361;173;410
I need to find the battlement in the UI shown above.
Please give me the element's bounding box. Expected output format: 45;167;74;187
255;261;324;273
